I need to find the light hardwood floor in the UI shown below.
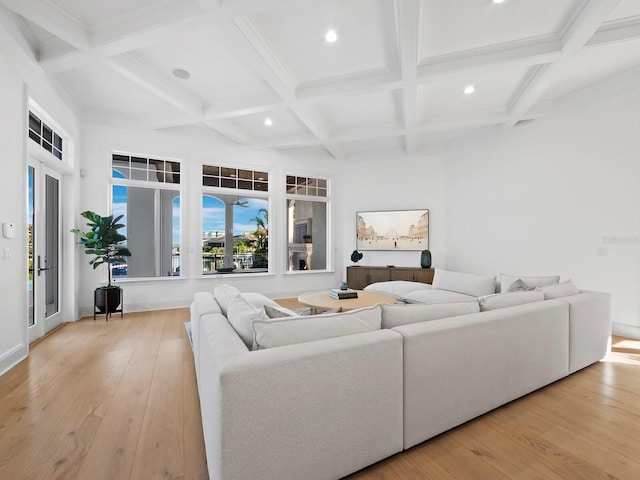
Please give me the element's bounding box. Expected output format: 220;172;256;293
2;310;640;480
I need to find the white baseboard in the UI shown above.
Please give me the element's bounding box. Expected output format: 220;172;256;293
612;322;640;340
79;297;192;319
0;343;28;377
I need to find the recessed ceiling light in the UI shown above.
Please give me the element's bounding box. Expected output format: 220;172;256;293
491;0;505;4
464;85;475;95
325;29;338;44
172;68;191;80
264;118;273;126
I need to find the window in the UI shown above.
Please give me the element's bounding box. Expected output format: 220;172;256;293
202;165;269;274
111;153;181;278
28;111;63;160
286;175;329;271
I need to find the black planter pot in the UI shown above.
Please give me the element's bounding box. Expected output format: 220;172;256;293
95;287;121;313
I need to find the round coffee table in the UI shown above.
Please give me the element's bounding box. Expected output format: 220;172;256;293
297;290;396;313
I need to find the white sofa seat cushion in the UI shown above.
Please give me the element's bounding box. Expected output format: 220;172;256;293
253;304;382;350
213;284;240;316
537;280;580;299
364;281;432;300
381;302;479;329
478;290;545;312
432;269;496;297
404;289;478;305
499;274;559;293
227;294;269;349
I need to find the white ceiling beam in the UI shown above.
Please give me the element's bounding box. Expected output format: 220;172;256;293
202;120;253;144
395;0;420;154
104;54;203;115
587;16;640;46
505;0;623;127
203;93;288;121
0;0;89;50
296;70;402;103
419;37;561;81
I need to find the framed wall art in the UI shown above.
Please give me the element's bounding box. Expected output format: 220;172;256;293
356;209;429;251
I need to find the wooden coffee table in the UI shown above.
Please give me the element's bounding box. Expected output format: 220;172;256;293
298;290;396;314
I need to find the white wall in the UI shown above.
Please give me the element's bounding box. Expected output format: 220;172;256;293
77;124;344;315
340;154;447;277
445;89;640;337
0;17;80;375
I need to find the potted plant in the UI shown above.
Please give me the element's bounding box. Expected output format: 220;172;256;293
71;211;131;314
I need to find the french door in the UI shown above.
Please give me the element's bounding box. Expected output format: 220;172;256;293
28;161;63;343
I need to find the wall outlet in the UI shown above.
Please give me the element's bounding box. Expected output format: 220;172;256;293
3;248;12;260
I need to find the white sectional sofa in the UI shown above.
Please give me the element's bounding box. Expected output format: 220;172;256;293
190;270;611;480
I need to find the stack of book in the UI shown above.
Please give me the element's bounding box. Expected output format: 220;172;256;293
330;288;358;300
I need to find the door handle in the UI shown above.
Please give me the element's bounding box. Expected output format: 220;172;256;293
37;256;51;276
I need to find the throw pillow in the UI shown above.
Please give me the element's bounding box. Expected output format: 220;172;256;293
252;304;382;350
213;284;240;316
264;305;298;318
432;269;496;297
537;280;580;300
499;274;559;293
227;294;269;349
478;291;544;312
506;279;534;292
381;302;479;329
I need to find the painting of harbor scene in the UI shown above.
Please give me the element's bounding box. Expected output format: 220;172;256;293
357;209;429;251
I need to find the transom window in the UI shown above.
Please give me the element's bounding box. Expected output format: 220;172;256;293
203;165;268;191
28;111;63;160
112;153;180;184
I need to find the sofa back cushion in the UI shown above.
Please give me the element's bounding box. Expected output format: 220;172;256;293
431;269;496;297
404;289;478;305
214;284;240;316
227;294;269;348
478;290;544;312
537;280;580;299
364;280;432;300
499;274;559;293
252;304;382;350
381;302;479;329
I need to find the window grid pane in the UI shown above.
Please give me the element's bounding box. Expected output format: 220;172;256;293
28;111;64;161
112;153;180;184
202;164;270;192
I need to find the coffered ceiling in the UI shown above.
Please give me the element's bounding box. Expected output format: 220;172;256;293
2;0;640;159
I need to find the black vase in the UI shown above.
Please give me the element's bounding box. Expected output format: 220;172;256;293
420;250;432;269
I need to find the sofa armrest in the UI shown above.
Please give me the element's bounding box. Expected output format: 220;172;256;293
560;291;611;373
199;318;403;480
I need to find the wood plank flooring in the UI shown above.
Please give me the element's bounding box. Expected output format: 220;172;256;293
1;309;640;480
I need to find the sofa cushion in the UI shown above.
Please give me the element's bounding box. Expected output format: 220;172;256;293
227;294;269;348
243;292;280;310
252;304;382;350
432;269;496;297
478;291;545;312
499;274;559;293
381;302;479;329
505;279;533;292
263;304;337;318
364;280;432;300
213;284;240;316
404;289;478;305
537;280;580;299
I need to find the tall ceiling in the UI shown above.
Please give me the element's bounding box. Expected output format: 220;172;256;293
3;0;640;159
